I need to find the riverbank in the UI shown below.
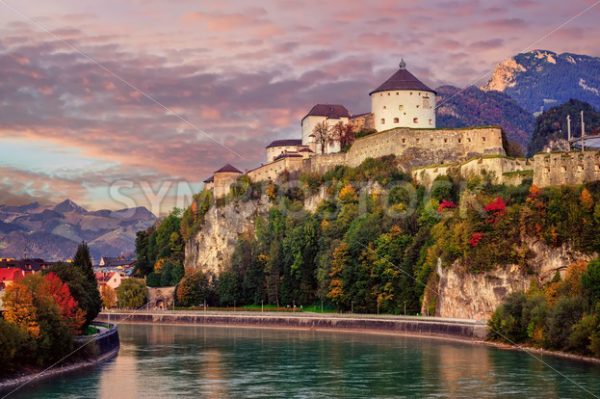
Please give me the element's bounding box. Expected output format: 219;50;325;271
98;310;600;366
0;323;120;395
97;310;488;341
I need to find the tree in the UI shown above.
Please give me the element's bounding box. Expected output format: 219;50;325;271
41;273;85;334
100;285;117;309
48;262;101;327
3;274;74;365
116;279;148;309
0;319;29;377
3;280;40;337
311;120;331;154
332;121;355;151
176;272;211;307
71;242;101;324
582;259;600;306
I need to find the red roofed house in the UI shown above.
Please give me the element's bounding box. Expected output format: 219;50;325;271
95;271;123;290
0;268;25;290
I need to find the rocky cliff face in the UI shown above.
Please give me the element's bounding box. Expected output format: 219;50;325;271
431;238;596;320
184;196;271;275
482;50;600;113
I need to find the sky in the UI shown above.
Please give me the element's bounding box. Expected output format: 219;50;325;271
1;0;599;215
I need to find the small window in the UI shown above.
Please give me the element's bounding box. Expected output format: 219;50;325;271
399;105;404;110
418;92;421;96
423;97;431;109
444;138;448;143
381;118;385;124
482;137;486;141
416;105;420;108
413;117;419;124
467;138;471;143
393;117;399;123
458;138;462;143
388;92;391;96
402;138;406;143
410;92;413;95
383;105;387;109
396;92;399;95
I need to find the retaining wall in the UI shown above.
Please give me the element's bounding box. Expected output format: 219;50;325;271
96;311;487;341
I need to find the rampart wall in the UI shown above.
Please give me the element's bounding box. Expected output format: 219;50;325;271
413;156;533;188
533;151;600;187
344;126;504;169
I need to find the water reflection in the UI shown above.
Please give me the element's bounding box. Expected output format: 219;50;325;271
11;324;600;398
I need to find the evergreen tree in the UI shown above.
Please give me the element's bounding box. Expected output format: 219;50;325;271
71;242;101;324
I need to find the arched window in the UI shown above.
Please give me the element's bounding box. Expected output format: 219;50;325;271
393;117;399;123
413;117;419;124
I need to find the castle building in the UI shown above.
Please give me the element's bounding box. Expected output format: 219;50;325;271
301;104;350;154
201;60;600;197
210;164;242;199
266;139;306;162
370;59;436;131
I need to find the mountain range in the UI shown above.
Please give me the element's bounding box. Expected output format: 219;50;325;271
0;200;156;262
436;49;600;150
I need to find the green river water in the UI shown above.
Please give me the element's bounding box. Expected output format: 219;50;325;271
9;323;600;398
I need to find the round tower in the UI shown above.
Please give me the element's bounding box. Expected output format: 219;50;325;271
370;59;436;131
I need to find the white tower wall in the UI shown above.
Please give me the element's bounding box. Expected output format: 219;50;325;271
371;90;436;131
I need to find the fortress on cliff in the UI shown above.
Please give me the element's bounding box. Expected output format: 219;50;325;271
203;61;600;197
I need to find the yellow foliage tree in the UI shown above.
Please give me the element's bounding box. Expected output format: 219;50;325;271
101;285;117;309
3;281;40;338
338;184;358;203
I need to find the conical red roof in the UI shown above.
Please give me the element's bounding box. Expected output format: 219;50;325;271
214;164;242;174
370;60;435;95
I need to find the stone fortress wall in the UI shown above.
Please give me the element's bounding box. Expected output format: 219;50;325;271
342;126;505;169
237;126;507;190
413;156;532;188
215;126;600;197
533;151;600;187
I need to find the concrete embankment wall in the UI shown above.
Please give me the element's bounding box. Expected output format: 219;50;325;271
97;311;487;341
0;323;120;394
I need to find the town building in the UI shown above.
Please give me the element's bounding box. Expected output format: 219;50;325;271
95;271;124;290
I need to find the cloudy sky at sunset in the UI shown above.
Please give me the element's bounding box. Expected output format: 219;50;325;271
1;0;599;214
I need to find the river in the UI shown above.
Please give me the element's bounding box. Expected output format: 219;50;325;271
10;323;600;398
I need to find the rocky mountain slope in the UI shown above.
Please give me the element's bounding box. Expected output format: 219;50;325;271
527;99;600;155
0;200;156;261
482;50;600;114
436;85;535;148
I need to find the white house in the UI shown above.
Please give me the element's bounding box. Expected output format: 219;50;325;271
301;104;350;154
370;59;436;131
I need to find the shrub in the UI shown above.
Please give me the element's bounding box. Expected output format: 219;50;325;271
488;292;528;343
545;296;586;350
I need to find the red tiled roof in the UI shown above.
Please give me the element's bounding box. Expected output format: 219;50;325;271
214;164;242;174
95;271;115;283
370;61;435;95
0;268;24;283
